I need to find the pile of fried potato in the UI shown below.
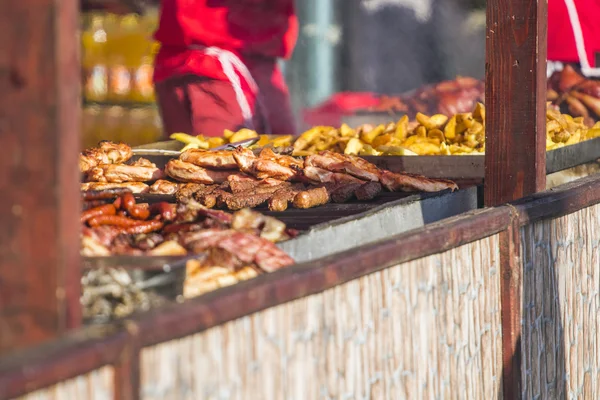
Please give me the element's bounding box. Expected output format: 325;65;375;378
170;129;293;151
293;103;600;156
293;103;486;156
169;103;600;156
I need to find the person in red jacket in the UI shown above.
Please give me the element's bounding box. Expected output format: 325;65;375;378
547;0;600;77
153;0;298;137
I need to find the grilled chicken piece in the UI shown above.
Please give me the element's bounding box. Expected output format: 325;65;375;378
259;148;304;169
80;141;132;173
180;149;237;169
233;147;298;181
165;159;231;184
87;158;164;183
81;182;149;193
149;180;180;195
379;170;458;192
305;151;380;182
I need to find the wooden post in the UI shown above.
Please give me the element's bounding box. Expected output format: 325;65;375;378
0;0;81;353
485;0;547;206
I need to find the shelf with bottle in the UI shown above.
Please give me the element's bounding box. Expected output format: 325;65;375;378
81;105;164;150
81;9;160;105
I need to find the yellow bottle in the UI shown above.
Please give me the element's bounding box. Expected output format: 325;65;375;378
131;11;159;103
81;14;108;102
106;15;132;103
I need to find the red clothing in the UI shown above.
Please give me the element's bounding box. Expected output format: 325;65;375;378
548;0;600;66
153;0;298;83
156;59;296;137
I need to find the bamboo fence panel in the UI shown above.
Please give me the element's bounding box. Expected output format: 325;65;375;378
141;235;503;400
10;366;113;400
520;204;600;399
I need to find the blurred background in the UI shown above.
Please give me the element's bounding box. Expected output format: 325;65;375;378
80;0;486;148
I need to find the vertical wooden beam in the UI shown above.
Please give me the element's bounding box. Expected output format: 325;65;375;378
499;213;522;399
0;0;81;353
485;0;547;206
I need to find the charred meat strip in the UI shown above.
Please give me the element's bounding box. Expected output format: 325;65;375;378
379;170;458;192
355;181;383;201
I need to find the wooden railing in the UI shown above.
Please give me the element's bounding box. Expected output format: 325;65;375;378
3;173;600;399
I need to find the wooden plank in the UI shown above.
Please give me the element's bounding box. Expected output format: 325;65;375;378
484;0;548;206
499;213;522;399
511;173;600;225
0;325;128;400
0;0;81;352
131;207;512;346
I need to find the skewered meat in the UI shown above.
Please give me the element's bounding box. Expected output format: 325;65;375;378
81;182;149;193
165;159;231;184
87;158;165;183
80;141;132;173
233;147;299;181
149;180;180;195
180;149;237;169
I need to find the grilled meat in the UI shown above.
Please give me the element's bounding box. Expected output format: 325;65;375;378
355;181;383;200
165;159;231;184
379;170;458;192
81;182;149;193
149;179;180;195
233;147;299;181
293;186;330;209
87;158;164;183
268;184;305;211
180;149;237;169
79;141;132;173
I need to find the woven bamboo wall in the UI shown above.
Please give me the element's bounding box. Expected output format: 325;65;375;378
11;366;113;400
520;204;600;399
141;235;503;400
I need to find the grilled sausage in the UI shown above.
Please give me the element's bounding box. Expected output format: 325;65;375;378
88;215;145;227
150;202;177;221
122;221;164;234
81;204;116;223
292;187;330;209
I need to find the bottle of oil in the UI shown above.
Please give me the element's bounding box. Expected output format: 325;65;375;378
107;15;133;103
130;12;156;103
81;13;108;102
